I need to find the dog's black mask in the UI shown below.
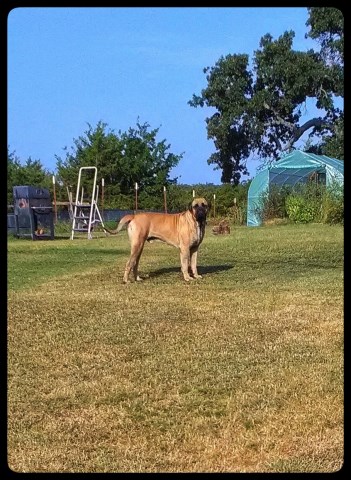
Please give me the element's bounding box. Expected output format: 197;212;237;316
191;200;208;223
194;206;207;222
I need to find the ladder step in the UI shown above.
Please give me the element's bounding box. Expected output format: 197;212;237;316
73;218;102;224
73;204;92;208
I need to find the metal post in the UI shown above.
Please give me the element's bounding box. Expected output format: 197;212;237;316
135;182;138;211
163;186;167;213
101;178;104;217
52;175;58;224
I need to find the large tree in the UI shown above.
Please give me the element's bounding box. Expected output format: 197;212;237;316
189;7;344;184
305;7;344;159
55;120;182;209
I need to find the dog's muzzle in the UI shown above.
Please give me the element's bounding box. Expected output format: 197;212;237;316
194;206;207;222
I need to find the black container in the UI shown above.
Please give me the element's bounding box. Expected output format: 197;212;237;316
13;186;54;240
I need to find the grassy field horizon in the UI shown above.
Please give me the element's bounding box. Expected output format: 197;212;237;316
7;223;344;472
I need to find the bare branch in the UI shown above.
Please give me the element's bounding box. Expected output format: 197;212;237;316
264;102;328;151
270;134;282;150
282;118;326;151
282;138;295;151
293;118;324;139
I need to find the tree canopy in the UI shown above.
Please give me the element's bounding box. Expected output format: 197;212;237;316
189;7;344;184
306;6;344;67
7;149;52;205
55;120;183;209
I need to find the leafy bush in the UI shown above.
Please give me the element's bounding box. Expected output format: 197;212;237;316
285;195;320;223
256;181;343;225
285;181;343;225
321;182;344;225
227;205;246;225
256;184;292;222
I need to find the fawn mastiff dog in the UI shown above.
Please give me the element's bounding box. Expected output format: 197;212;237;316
104;198;209;283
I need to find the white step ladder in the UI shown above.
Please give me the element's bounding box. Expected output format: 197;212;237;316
71;166;106;240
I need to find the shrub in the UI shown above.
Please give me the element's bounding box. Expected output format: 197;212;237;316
254;180;343;226
321;182;344;225
227;205;245;225
285;195;320;223
256;184;292;223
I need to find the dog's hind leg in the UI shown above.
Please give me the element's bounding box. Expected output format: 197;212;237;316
132;244;145;282
123;238;145;283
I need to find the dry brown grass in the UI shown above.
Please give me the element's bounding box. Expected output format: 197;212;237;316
7;224;344;472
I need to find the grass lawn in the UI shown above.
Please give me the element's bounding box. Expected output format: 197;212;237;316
7;223;344;472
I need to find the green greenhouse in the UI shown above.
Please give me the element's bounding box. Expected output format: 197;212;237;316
247;150;344;227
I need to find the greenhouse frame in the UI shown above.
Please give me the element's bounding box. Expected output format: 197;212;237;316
247;150;344;227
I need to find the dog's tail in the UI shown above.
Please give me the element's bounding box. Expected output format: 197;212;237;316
104;214;134;235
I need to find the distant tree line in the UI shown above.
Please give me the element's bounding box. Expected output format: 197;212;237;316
7;120;250;220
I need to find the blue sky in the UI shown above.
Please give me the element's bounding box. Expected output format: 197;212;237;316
8;7;322;185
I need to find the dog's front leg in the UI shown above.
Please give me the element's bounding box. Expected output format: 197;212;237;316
180;247;193;281
190;248;202;279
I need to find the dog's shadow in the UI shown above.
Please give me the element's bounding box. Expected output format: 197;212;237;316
148;264;234;278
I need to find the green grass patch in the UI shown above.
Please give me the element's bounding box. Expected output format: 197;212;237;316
7;223;344;472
